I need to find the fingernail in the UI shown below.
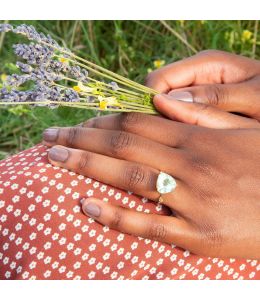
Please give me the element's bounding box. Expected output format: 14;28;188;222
49;147;69;162
167;91;193;102
83;202;101;218
43;128;59;142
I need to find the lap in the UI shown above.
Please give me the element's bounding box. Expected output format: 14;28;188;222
0;144;259;279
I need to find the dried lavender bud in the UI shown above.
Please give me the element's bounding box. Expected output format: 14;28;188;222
13;24;41;41
48;60;69;73
13;24;58;47
109;81;119;91
16;62;33;73
13;43;53;65
63;89;80;102
6;74;31;87
69;66;88;83
0;23;13;33
48;86;62;101
0;88;32;103
31;66;63;82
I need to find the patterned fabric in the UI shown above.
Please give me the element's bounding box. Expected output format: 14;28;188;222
0;144;259;280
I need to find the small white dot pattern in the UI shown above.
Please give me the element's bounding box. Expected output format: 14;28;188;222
0;144;259;280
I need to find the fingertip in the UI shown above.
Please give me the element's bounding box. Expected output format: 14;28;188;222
82;197;102;218
153;93;179;112
48;145;69;163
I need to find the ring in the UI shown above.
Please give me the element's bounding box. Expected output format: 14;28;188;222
156;171;177;203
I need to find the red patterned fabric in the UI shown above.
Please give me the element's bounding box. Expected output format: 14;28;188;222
0;144;259;280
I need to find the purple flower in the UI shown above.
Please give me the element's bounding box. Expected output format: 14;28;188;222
63;89;79;102
6;74;31;87
69;66;88;83
109;81;119;91
0;24;13;33
13;43;53;65
16;62;33;73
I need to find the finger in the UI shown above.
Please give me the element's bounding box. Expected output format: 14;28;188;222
145;50;260;93
42;127;189;176
168;76;260;120
47;145;185;202
81;197;197;249
79;112;191;147
153;94;260;129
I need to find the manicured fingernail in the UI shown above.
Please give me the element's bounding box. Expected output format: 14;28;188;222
83;202;101;218
43;128;59;142
48;147;69;162
167;91;193;102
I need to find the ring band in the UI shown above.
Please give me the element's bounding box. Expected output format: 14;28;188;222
156;171;177;203
158;196;164;204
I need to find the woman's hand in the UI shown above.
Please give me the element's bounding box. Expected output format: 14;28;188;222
43;113;260;259
147;50;260;127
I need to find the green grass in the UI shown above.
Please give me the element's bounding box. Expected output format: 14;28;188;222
0;20;259;160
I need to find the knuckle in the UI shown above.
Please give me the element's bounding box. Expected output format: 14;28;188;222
77;151;91;172
65;127;79;147
198;222;223;251
197;49;223;58
124;164;147;189
204;85;227;106
110;131;134;157
194;104;217;126
144;70;159;85
147;222;167;241
108;209;123;230
190;154;214;178
119;112;142;132
82;117;98;128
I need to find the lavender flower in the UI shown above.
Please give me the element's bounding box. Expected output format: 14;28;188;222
6;74;31;87
109;81;119;91
0;23;13;33
13;24;59;48
31;66;63;82
63;89;80;102
0;23;157;114
16;62;33;73
48;60;69;73
69;66;88;83
13;43;53;65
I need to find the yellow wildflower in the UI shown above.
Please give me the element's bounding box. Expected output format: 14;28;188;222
147;68;153;73
59;57;69;64
73;81;94;93
153;59;165;69
241;30;253;43
1;74;7;82
73;85;81;92
99;99;107;110
98;96;122;110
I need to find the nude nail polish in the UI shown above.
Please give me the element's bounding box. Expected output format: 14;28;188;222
84;202;101;218
168;91;193;102
43;128;59;142
48;147;69;162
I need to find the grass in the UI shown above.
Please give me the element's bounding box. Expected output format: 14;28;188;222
0;20;259;160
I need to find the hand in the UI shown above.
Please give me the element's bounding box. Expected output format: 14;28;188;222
43;113;260;259
146;50;260;127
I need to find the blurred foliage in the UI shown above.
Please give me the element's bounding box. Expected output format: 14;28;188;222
0;20;259;159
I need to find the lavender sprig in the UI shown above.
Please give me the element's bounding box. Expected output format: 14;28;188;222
0;23;158;113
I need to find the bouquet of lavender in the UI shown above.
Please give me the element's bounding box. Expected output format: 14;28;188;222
0;23;158;114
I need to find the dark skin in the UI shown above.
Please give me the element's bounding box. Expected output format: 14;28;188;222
43;50;260;259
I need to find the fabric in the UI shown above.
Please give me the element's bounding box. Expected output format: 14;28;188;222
0;144;259;280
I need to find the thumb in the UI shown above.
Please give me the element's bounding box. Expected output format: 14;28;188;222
153;93;260;129
168;77;260;120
